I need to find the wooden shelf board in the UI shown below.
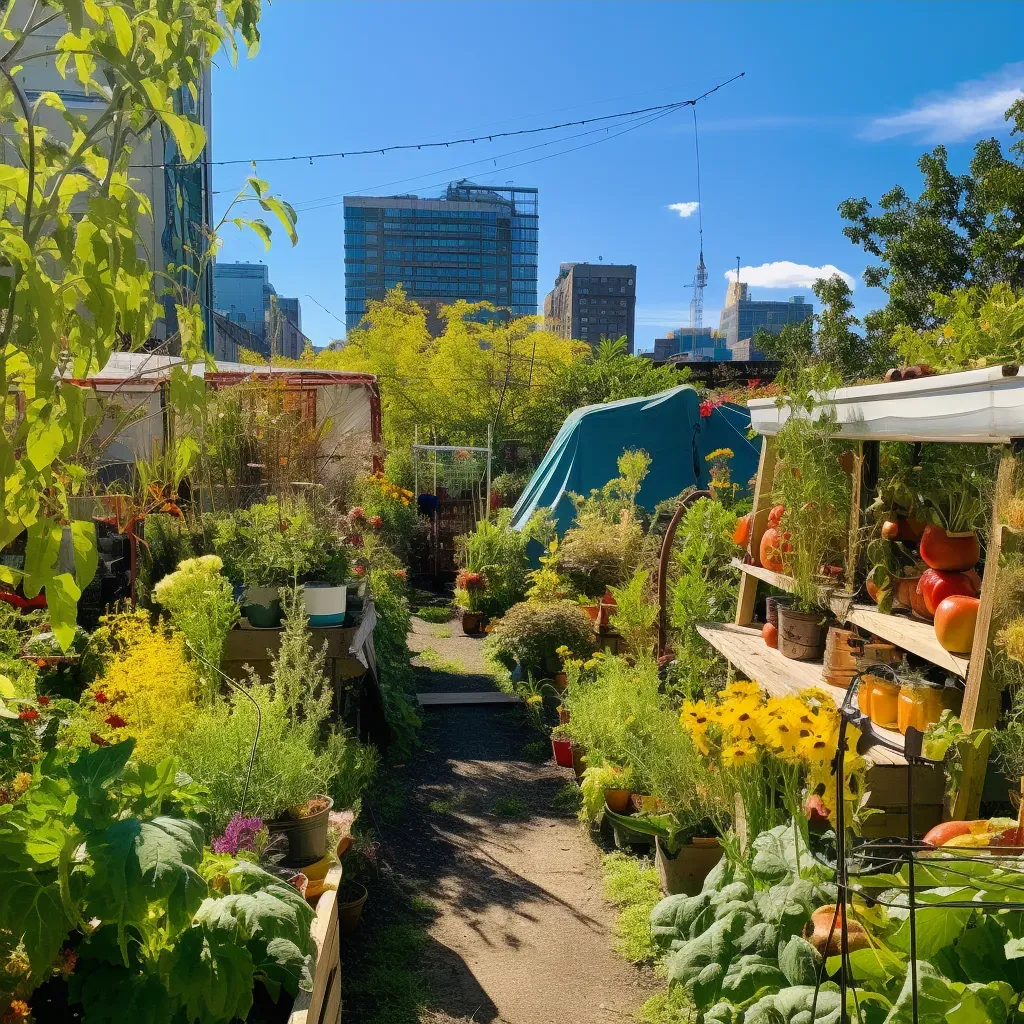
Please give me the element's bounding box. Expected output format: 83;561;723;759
731;559;969;678
695;621;907;766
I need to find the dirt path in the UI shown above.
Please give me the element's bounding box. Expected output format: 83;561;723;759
340;613;656;1024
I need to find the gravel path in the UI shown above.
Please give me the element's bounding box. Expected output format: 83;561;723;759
341;614;656;1024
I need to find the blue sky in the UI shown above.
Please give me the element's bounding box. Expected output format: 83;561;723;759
211;1;1024;352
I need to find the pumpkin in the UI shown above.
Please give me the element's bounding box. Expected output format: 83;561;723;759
767;504;785;528
919;525;980;571
759;526;789;572
922;820;977;847
933;594;980;654
917;569;978;616
732;512;753;547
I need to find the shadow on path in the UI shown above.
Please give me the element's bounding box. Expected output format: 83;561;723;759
340;616;656;1024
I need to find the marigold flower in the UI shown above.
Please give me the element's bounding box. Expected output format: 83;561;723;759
18;709;38;721
12;773;31;796
4;999;30;1021
94;690;108;704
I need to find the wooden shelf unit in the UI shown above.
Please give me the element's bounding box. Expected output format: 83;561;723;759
695;621;907;766
730;559;970;677
725;373;1023;820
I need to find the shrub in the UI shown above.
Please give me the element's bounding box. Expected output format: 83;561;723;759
369;566;421;751
174;590;374;831
456;510;528;617
68;611;200;762
486;600;594;677
152;554;239;701
667;497;740;701
353;471;418;563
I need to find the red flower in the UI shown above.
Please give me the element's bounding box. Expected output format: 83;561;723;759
349;506;365;520
94;690;108;704
353;564;366;576
394;568;408;581
90;732;109;746
370;516;383;529
37;696;50;706
104;714;127;729
18;709;38;721
346;535;364;548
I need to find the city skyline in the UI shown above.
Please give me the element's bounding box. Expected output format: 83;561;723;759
210;3;1024;351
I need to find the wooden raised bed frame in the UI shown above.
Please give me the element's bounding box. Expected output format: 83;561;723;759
704;367;1023;826
289;864;343;1024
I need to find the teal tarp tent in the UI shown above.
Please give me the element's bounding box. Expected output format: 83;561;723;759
509;385;759;535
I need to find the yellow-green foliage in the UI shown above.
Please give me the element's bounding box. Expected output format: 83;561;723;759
69;612;198;762
602;852;663;964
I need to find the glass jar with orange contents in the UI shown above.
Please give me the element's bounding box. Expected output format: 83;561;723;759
857;675;876;718
897;680;944;735
868;677;900;730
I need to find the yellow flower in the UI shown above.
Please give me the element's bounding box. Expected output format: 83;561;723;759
705;447;735;463
11;772;31;796
680;700;713;755
722;680;762;701
721;742;755;768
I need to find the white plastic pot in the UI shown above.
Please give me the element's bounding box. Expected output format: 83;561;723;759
303;583;347;627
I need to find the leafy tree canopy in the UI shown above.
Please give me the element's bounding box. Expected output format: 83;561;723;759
263;291;689;463
839;98;1024;348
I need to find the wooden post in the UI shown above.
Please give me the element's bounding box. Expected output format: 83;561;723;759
735;436;777;627
952;451;1017;820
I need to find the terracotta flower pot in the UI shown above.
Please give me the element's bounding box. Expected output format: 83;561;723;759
604;788;633;814
655;835;723;896
552;671;568;692
337;881;368;934
582;603;600;624
557;706;570;725
461;611;484;635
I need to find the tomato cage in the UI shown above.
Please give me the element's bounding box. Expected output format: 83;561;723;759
808;666;1024;1024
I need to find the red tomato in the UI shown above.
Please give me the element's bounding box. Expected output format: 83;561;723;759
732;512;753;547
934;595;980;654
919;525;981;571
917;569;978;616
767;504;785;528
759;527;788;572
880;520;900;541
762;622;779;648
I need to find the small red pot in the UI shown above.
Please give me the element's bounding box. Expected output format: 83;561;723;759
551;736;574;768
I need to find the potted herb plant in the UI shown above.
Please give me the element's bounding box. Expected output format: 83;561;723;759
268;794;335;867
551;723;574;768
302;526;351;628
454;568;487;634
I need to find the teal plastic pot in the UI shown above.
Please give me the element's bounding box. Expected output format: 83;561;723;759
303;583;347;627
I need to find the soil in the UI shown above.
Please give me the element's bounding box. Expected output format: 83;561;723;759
340;612;657;1024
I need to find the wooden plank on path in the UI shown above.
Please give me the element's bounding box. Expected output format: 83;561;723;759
417;691;521;706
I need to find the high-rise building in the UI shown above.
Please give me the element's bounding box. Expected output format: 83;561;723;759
213;263;302;355
718;283;813;358
544;263;636;352
343;180;539;333
11;5;214;350
652;327;728;362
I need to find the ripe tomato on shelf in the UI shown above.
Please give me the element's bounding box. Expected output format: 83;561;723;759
919;525;980;571
917;568;978;616
767;504;785;528
933;594;980;654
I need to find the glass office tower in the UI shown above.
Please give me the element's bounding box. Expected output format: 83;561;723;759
343;181;539;333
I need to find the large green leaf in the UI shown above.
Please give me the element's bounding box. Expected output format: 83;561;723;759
778;934;822;986
0;870;70;976
884;962;1014;1024
71;519;98;591
194;883;314;949
249;935;313;1001
743;984;842;1024
165;928;255;1024
887;888;973;959
70;962;173;1024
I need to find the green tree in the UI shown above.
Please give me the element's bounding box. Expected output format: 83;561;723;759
753;275;873;382
0;0;293;645
839;98;1024;349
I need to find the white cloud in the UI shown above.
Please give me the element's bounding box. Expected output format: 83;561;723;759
864;63;1024;143
725;262;855;291
667;201;700;218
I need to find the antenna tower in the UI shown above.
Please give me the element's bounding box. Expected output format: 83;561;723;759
687;107;707;329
